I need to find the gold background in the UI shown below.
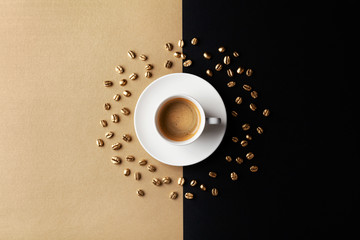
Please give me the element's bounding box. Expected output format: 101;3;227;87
0;0;183;239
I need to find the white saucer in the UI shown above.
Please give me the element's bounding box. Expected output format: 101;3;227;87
134;73;227;166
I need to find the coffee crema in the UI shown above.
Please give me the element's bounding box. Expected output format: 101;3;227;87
157;98;201;141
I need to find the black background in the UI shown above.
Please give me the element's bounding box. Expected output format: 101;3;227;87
182;0;355;239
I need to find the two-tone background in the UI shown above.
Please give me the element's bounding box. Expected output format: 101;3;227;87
0;0;353;239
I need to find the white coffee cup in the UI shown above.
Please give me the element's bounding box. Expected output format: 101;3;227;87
154;95;221;145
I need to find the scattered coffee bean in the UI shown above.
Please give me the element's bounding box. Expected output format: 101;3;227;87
137;189;145;196
123;134;132;142
127;50;135;59
227;69;234;77
246;134;252;141
225;156;232;162
178;39;184;48
243;84;252;91
231;110;238;117
218;46;225;53
191;38;198;45
251;91;258;99
121;108;130;115
235;157;243;164
223;56;230;65
104;81;113;87
227;81;236;87
246;68;253;76
96;139;104;147
144;71;152;78
111;156;121;164
230;172;238;181
111;142;122;150
123;168;130;176
115;65;124;74
100;120;108;127
237;66;245;74
104;103;111;110
233;51;239;57
185;192;194;199
125;155;135;162
139;54;147;61
129;73;138;80
162;176;171;184
105;131;114;139
145;64;153;70
113;94;121;101
123;90;131;97
200;184;206;191
209;171;217;178
235;96;242;104
138;159;147;166
257;126;264;134
165;60;173;68
119;79;127;86
134;172;141;180
206;69;213;77
147;164;156;172
165;43;173;51
215;63;223;71
240;140;248;147
211;188;219;196
178;177;185;186
203;52;211;59
180;53;186;60
169;191;178;199
190;180;197;187
152;178;162;186
250;103;257;111
174;52;181;58
263;109;270;117
250;165;259;172
246;152;254;160
111;114;120;123
242;123;250;131
183;60;192;67
232;137;239;143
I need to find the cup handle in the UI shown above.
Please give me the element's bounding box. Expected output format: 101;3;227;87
206;117;221;125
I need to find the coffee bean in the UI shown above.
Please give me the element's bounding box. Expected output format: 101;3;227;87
231;110;238;117
263;109;270;117
127;50;135;59
249;103;257;111
165;43;173;51
211;188;219;196
184;192;194;199
233;51;239;57
178;39;184;48
115;65;124;74
111;142;122;150
104;103;111;110
227;69;234;77
240;140;248;147
191;38;198;45
178;177;185;186
113;94;121;101
243;84;252;91
169;191;178;199
215;63;223;71
129;73;138;80
230;172;238;181
206;69;213;77
145;64;153;71
152;178;162;186
183;60;192;67
218;46;225;53
227;81;236;87
203;52;211;59
200;184;206;191
246;134;252;141
105;131;114;139
235;96;242;104
250;165;258;172
223;56;230;65
134;172;141;180
242;123;250;131
139;54;147;61
251;91;258;99
235;157;243;164
174;52;181;58
144;71;152;78
119;79;127;86
232;137;239;143
147;164;156;172
122;90;131;97
190;180;197;187
100;120;108;127
162;176;171;184
123;168;130;176
180;53;186;60
164;60;172;68
111;156;121;164
136;189;145;196
237;67;245;74
225;156;232;162
246;68;253;76
104;81;113;87
111;114;120;123
123;134;132;142
209;171;217;178
96;139;104;147
246;152;254;160
126;155;135;162
121;108;130;115
257;126;264;134
138;159;147;166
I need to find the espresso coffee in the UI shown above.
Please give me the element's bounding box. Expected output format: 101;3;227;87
157;98;201;141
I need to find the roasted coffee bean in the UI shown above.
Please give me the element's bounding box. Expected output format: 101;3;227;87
225;156;232;162
105;131;114;139
232;137;239;143
100;120;108;127
145;64;153;70
206;69;213;77
178;177;185;186
180;53;186;60
119;79;127;86
164;60;172;68
178;39;184;48
104;103;111;110
203;52;211;59
237;67;245;74
169;191;178;199
123;90;131;97
104;81;113;87
211;188;219;196
250;103;257;111
227;81;236;87
251;91;258;99
250;165;258;172
183;60;192;67
218;46;225;53
233;51;239;57
224;56;230;65
190;180;197;187
174;52;181;58
137;189;145;196
165;43;173;51
111;156;121;164
126;155;135;162
235;157;243;164
139;54;147;61
191;38;198;45
246;68;253;76
96;139;104;147
121;108;130;115
227;69;234;77
257;126;264;134
111;114;120;123
240;140;248;147
113;94;121;101
231;110;238;117
115;65;124;74
162;176;171;184
230;172;238;181
134;172;141;180
263;109;270;117
184;192;194;199
235;96;242;104
127;50;135;59
246;134;252;141
129;73;138;80
242;123;250;131
123;168;130;176
144;71;152;78
123;134;131;142
200;184;206;191
215;63;223;71
111;142;122;150
209;172;217;178
243;84;252;91
246;152;254;160
152;178;162;186
138;159;147;166
147;164;156;172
